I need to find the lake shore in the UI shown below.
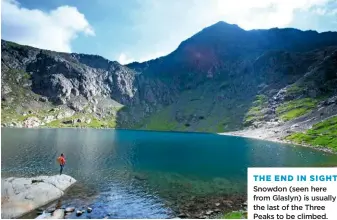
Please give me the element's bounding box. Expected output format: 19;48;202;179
219;129;336;155
1;175;76;219
170;194;247;219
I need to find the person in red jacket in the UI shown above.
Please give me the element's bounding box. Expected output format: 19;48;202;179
57;153;66;175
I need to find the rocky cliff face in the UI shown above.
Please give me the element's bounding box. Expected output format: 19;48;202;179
2;22;337;135
1;40;177;128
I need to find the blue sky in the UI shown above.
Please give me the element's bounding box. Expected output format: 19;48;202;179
2;0;337;64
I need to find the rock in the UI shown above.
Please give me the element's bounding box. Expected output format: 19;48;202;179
87;207;93;213
65;207;75;213
76;210;83;216
86;118;92;124
35;211;51;219
290;124;299;129
36;208;44;215
215;203;220;207
2;84;12;94
68;101;86;111
71;88;79;96
177;213;187;218
46;207;56;213
32;179;44;184
23;117;41;128
56;110;75;120
39;97;48;102
50;209;65;219
1;175;76;219
323;96;337;106
62;120;73;125
43;116;55;123
206;210;213;215
222;200;233;206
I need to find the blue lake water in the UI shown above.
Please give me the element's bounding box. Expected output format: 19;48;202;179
2;128;337;218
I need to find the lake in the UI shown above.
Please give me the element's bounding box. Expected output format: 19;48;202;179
2;128;337;218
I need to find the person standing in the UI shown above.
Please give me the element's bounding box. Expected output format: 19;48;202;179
57;153;66;175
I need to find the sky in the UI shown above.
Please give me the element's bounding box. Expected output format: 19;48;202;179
1;0;337;64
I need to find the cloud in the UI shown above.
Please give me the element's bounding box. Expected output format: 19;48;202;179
212;0;332;29
124;0;334;63
133;0;332;32
118;51;166;65
118;53;135;65
1;0;95;52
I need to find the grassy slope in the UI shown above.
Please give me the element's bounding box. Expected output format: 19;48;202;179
276;98;319;121
244;94;268;126
285;116;337;151
138;81;250;133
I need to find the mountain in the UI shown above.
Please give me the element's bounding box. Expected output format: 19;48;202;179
1;40;176;128
2;21;337;150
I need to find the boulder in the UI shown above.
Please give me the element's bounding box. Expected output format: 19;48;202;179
68;101;86;111
1;175;76;219
43;116;55;123
50;209;65;219
23;117;41;128
65;207;75;213
56;110;75;120
39;97;48;102
206;210;213;215
35;211;51;219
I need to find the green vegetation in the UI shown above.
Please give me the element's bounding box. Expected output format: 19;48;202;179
286;84;305;96
222;211;247;219
276;98;318;121
43;107;122;128
285;116;337;151
244;94;268;126
6;41;22;48
143;106;182;131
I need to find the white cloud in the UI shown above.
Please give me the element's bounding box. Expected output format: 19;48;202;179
118;53;135;65
118;51;167;65
213;0;331;29
312;7;327;15
1;0;95;52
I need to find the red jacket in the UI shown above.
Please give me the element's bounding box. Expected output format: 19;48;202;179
58;156;66;165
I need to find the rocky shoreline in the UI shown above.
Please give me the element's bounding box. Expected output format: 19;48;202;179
23;193;247;219
220;129;336;155
170;194;247;219
1;175;76;219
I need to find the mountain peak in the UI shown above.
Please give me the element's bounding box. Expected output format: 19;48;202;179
203;21;243;32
